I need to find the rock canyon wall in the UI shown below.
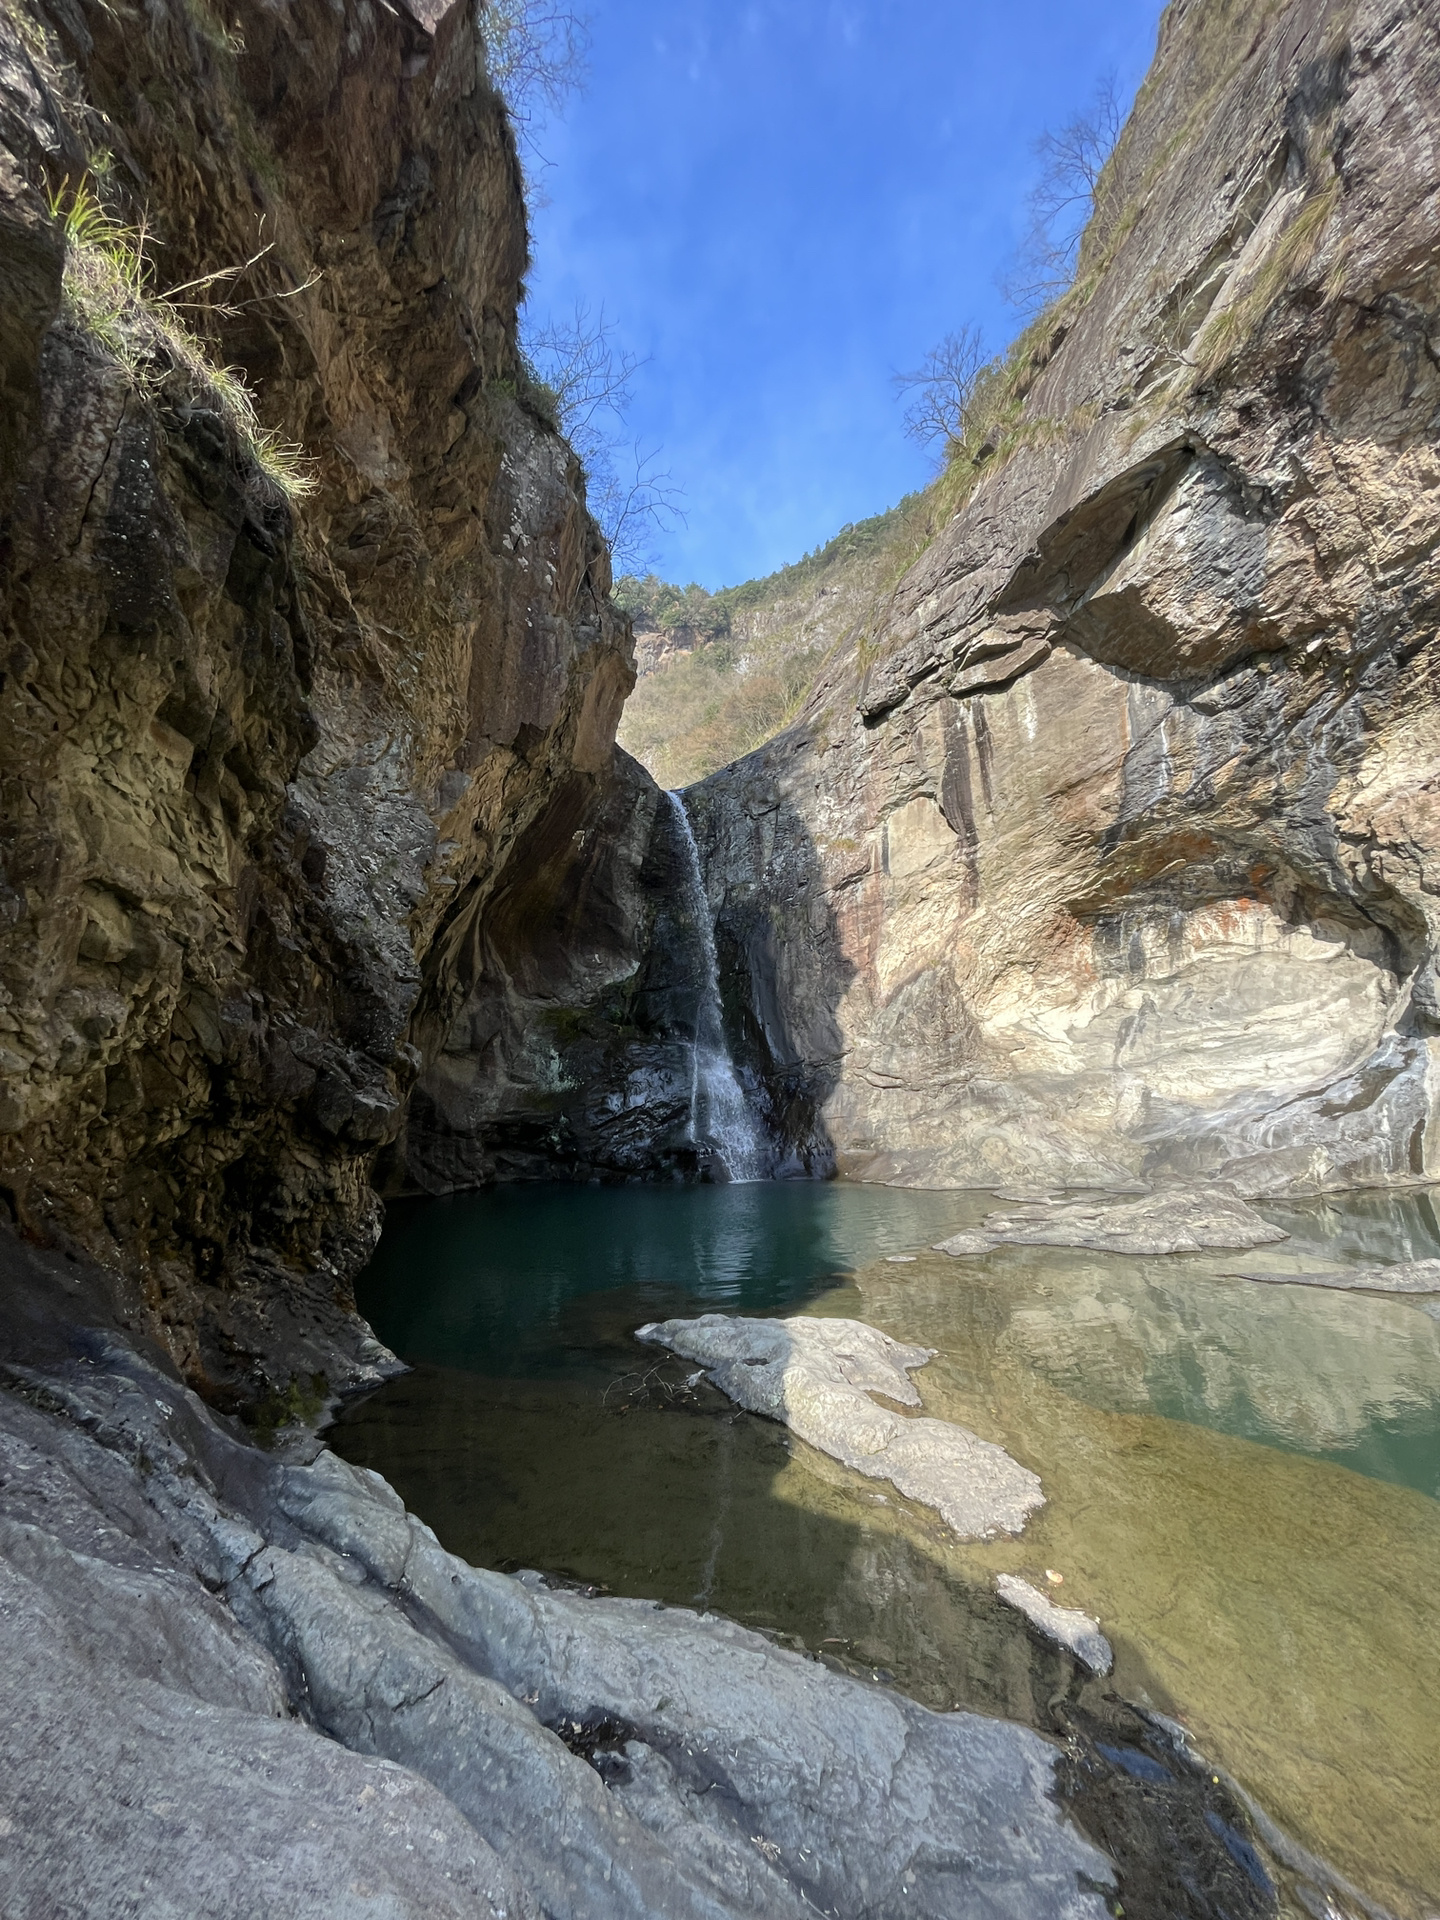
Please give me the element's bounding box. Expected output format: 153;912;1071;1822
414;0;1440;1209
675;0;1440;1198
3;2;1440;1914
0;0;633;1400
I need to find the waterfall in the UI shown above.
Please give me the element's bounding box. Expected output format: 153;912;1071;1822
666;791;766;1182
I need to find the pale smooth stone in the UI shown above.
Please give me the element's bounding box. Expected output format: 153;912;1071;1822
996;1575;1113;1676
636;1313;1044;1539
935;1187;1286;1258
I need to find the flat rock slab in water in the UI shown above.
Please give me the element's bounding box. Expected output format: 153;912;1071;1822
636;1313;1044;1539
933;1188;1287;1258
996;1575;1113;1675
1226;1257;1440;1295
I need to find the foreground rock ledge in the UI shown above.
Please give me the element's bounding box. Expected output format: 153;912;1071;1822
636;1313;1045;1539
0;1238;1107;1920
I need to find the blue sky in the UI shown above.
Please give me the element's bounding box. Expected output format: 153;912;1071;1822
524;0;1166;590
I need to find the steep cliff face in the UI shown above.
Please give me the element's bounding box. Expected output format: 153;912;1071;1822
683;0;1440;1196
0;0;632;1400
393;745;694;1191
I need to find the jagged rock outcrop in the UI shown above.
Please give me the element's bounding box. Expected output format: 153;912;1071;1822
391;746;694;1190
0;0;633;1400
675;0;1440;1197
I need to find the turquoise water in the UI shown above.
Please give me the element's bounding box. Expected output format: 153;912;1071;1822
354;1180;973;1381
336;1181;1440;1914
351;1181;1440;1497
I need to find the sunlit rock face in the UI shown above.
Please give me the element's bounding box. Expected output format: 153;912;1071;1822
682;0;1440;1198
0;0;631;1397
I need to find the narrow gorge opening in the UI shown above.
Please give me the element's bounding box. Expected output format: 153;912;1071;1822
2;1;1439;1917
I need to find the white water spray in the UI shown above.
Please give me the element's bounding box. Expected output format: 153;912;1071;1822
666;791;766;1182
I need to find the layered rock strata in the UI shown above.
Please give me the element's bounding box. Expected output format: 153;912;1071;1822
672;0;1440;1198
0;0;633;1399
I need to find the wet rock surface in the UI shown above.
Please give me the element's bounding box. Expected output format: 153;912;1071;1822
996;1576;1113;1677
636;1313;1046;1539
0;1229;1116;1920
1;0;1436;1914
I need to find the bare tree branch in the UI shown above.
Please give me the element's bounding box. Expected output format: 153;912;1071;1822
1003;74;1123;315
480;8;683;566
588;441;686;575
893;325;987;459
526;301;643;442
480;0;589;151
523;301;684;569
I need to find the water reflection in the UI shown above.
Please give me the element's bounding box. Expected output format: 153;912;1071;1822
993;1257;1440;1496
336;1180;1440;1917
354;1180;975;1380
1259;1187;1440;1266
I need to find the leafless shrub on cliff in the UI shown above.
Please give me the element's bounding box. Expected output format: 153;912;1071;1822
524;301;683;570
527;300;642;440
587;440;685;574
481;0;589;147
893;325;988;460
1004;74;1123;314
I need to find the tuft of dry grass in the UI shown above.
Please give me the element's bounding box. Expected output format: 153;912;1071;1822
47;176;316;500
1189;180;1339;382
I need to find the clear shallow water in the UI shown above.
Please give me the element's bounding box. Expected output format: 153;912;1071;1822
335;1180;1440;1917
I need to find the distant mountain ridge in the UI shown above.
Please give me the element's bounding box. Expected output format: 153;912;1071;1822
615;494;940;789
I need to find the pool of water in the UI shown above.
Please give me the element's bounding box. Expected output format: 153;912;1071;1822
349;1181;974;1378
332;1180;1440;1918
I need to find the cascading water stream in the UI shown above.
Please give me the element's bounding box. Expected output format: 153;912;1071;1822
666;790;766;1181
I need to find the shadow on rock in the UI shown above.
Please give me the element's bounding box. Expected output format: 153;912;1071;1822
388;746;853;1190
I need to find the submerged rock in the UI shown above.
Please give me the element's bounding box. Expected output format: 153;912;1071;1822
932;1229;1000;1258
996;1576;1113;1677
636;1313;1045;1539
1227;1258;1440;1295
933;1188;1288;1258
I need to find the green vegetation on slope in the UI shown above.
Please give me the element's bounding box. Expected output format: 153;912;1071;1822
48;174;315;499
615;492;944;790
